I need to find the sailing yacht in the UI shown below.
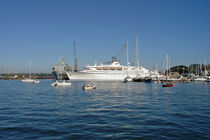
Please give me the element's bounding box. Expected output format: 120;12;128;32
193;61;208;82
21;60;40;83
162;54;175;87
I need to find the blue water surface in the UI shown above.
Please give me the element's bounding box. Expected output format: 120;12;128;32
0;80;209;139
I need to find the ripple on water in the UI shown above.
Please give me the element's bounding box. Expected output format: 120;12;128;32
0;80;209;139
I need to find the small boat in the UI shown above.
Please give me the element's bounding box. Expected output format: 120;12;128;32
124;76;133;83
51;80;71;86
206;76;210;82
33;79;40;84
22;78;40;84
82;83;96;90
193;77;206;82
162;82;174;87
133;77;144;82
22;60;40;84
144;77;152;83
22;78;35;83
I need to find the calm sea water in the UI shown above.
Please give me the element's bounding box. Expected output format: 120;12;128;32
0;80;209;139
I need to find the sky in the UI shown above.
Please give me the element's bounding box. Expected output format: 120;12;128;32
0;0;210;73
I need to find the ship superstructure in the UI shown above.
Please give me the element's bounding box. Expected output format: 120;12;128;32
52;57;71;80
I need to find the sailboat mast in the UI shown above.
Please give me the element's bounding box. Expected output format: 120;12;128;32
166;54;169;79
204;58;207;77
59;57;62;80
136;35;139;67
74;41;78;72
126;38;128;66
126;38;129;77
29;60;31;78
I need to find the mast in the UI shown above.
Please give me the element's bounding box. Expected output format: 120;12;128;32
136;35;139;67
74;40;78;72
200;61;202;76
126;38;129;77
126;38;129;66
59;57;61;80
204;58;207;77
29;60;31;78
166;54;169;79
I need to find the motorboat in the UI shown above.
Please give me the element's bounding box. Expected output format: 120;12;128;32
82;83;96;90
123;76;133;83
193;77;206;82
162;82;174;87
51;80;71;86
22;78;40;84
33;79;40;84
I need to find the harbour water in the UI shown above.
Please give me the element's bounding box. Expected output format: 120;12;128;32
0;80;209;139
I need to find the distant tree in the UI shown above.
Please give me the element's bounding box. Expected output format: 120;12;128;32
170;65;188;74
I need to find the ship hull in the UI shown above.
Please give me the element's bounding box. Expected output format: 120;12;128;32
67;70;150;81
52;71;69;80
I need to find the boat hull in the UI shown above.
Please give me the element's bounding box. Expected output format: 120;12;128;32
21;79;39;83
51;81;71;86
82;85;97;90
66;71;148;81
162;83;174;87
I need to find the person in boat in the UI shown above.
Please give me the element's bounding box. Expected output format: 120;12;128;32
83;83;90;87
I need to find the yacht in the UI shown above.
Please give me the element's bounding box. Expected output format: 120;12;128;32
193;76;206;82
22;60;40;84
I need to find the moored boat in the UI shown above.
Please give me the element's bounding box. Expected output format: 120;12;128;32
162;82;174;87
82;83;96;90
124;76;133;83
21;60;40;84
193;77;206;82
66;57;154;81
51;80;71;86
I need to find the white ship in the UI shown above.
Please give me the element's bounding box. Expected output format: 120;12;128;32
56;38;160;81
66;57;153;81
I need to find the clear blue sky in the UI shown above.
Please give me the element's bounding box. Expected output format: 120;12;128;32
0;0;210;73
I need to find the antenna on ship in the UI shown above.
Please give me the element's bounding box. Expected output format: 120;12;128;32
74;40;78;72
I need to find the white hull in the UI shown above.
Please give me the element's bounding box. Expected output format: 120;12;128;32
21;79;40;83
65;57;159;81
82;84;96;90
67;70;150;81
51;80;71;86
194;77;207;82
124;77;133;82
